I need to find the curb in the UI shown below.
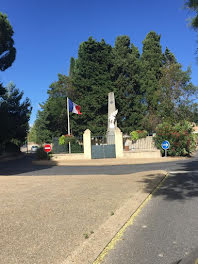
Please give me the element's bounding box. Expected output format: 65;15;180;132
32;157;188;167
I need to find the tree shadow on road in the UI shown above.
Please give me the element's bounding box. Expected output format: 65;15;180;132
0;154;55;176
141;157;198;201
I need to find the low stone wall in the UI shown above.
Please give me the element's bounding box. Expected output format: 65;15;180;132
50;150;161;162
51;153;86;161
124;136;158;151
123;150;161;159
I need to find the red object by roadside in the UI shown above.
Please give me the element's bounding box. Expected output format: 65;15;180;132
44;144;52;153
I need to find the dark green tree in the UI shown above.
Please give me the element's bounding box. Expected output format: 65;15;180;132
33;74;74;143
28;123;37;143
140;31;163;132
111;36;144;133
69;57;75;78
0;83;9;149
185;0;198;29
33;109;52;144
0;13;16;71
158;47;198;123
72;37;113;135
0;83;31;146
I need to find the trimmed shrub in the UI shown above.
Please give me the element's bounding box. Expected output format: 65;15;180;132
36;147;50;160
70;142;83;153
154;121;196;156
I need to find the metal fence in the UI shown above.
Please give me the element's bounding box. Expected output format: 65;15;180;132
91;136;107;145
91;135;116;159
52;137;84;154
91;135;115;145
124;136;157;150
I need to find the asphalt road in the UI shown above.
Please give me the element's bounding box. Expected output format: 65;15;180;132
0;153;198;176
101;159;198;263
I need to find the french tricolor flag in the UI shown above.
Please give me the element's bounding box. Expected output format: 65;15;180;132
68;98;82;115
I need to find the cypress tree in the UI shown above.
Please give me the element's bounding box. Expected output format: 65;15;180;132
111;36;144;134
72;37;113;135
69;57;75;78
141;31;163;111
140;31;163;132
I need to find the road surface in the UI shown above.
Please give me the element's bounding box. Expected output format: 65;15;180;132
100;157;198;264
0;154;197;176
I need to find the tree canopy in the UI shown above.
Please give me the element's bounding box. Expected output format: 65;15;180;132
72;37;113;135
0;14;31;152
0;83;32;148
186;0;198;29
32;32;198;142
0;13;16;71
111;36;144;133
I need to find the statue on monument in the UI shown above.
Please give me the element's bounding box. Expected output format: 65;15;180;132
107;92;118;144
109;109;118;129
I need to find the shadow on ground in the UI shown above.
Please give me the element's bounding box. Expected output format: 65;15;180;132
1;152;198;180
141;154;198;201
0;154;54;176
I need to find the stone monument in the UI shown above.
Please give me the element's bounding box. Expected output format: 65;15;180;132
107;92;118;144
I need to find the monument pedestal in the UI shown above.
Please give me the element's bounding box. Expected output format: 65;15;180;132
107;129;115;145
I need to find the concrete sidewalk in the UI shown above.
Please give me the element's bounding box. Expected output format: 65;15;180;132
33;156;187;166
0;170;167;264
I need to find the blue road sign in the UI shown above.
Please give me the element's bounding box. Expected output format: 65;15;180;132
161;140;170;150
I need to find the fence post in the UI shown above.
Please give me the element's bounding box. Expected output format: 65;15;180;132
83;129;92;159
115;127;124;158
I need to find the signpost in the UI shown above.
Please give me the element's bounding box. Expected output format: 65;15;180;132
44;144;52;153
161;140;170;157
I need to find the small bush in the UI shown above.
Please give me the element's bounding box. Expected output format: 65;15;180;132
36;147;50;160
70;142;83;153
57;135;83;153
59;134;75;145
130;131;139;141
130;130;147;141
154;121;196;156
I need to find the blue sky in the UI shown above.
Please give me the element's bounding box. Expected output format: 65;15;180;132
1;0;197;125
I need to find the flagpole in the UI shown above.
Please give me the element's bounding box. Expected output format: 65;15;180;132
67;97;71;154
